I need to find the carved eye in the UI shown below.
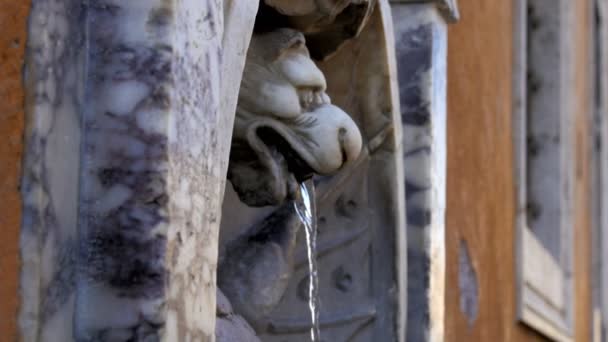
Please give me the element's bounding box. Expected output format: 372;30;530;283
290;40;304;50
283;36;308;57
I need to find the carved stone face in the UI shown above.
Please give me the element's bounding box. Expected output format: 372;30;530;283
228;28;362;207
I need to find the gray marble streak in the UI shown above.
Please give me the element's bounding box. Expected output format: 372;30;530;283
19;0;252;340
20;0;85;340
391;4;447;342
389;0;459;22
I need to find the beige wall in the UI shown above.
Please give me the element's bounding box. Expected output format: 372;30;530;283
445;0;593;341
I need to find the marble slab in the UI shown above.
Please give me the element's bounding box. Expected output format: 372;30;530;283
391;4;448;342
19;0;255;340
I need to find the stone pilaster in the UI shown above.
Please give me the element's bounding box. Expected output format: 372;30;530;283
389;1;457;341
19;1;255;340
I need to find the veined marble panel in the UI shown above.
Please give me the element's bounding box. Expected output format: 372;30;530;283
391;4;448;342
20;0;255;340
20;1;85;339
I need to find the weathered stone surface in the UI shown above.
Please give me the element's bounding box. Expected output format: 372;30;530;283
391;3;448;342
390;0;459;22
228;28;362;207
19;0;256;340
217;288;234;317
218;15;366;338
216;316;261;342
216;316;260;342
218;1;407;341
259;0;377;60
216;290;260;342
458;239;478;327
308;2;407;339
19;0;410;340
219;204;302;330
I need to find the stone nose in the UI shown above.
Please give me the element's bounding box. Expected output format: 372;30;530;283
303;103;362;174
278;51;327;91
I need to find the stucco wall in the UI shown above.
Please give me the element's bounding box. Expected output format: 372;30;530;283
0;1;29;340
572;1;593;341
445;0;592;341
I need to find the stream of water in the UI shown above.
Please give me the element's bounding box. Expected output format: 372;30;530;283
294;181;321;342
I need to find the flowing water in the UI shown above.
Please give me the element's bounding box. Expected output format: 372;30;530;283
294;181;321;342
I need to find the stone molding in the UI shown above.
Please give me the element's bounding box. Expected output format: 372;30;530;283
19;1;256;340
389;0;459;22
390;3;448;341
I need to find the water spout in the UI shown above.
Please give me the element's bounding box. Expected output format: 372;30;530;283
294;180;321;342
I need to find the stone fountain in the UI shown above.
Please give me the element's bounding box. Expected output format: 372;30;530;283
18;0;408;340
216;1;407;341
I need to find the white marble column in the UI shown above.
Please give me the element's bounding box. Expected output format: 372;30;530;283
19;0;255;340
389;1;457;341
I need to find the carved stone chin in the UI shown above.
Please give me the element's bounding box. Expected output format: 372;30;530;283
227;28;362;207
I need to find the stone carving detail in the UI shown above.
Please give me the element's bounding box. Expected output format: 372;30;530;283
258;0;376;60
19;1;231;340
227;28;362;207
217;1;405;341
218;27;363;339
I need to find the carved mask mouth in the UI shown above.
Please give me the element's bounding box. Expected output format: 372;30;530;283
227;103;362;207
256;127;315;183
227;119;315;207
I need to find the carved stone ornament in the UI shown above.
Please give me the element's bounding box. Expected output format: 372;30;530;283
217;0;405;341
258;0;377;60
227;28;363;207
15;0;403;340
219;26;363;338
